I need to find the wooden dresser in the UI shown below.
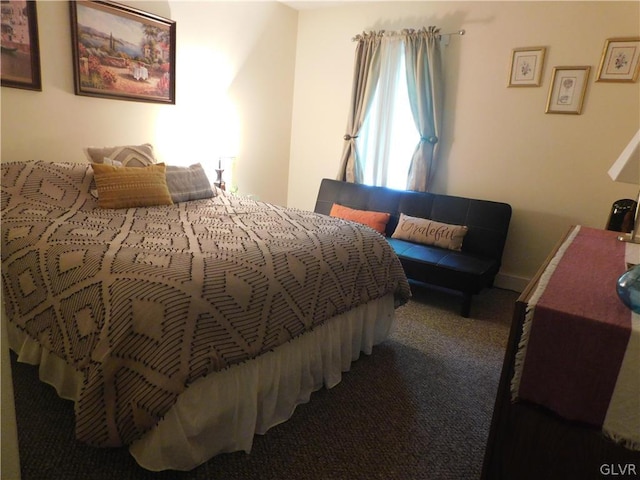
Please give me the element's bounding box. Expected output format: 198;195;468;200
482;226;640;480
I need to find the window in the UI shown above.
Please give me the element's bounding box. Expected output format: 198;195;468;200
341;28;443;192
355;36;419;191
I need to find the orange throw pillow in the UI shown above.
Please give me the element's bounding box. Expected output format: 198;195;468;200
329;203;390;235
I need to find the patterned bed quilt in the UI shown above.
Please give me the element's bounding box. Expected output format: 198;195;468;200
1;161;411;447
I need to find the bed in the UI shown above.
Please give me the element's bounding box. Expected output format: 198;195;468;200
1;158;411;471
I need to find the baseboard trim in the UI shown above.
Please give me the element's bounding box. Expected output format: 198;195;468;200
494;272;529;293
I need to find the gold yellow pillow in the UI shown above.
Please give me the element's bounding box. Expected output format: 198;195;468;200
91;163;173;209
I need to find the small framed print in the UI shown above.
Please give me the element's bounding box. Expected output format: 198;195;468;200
546;66;591;115
508;47;546;87
596;37;640;83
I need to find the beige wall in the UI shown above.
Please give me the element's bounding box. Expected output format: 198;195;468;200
288;1;640;289
3;1;638;287
0;0;298;206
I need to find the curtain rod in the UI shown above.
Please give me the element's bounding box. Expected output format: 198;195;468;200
352;28;465;41
442;29;466;37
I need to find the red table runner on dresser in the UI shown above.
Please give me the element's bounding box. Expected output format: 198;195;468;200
511;225;640;450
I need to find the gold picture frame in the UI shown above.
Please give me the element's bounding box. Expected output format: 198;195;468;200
546;66;590;115
596;37;640;83
508;46;546;87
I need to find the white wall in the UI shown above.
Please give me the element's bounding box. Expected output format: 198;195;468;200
288;1;640;289
1;0;298;205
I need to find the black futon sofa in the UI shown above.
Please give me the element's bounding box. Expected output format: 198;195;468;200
314;179;512;317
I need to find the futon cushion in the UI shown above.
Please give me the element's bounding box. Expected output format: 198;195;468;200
91;163;173;209
387;238;495;276
85;143;157;167
391;213;468;251
329;203;391;234
165;164;214;203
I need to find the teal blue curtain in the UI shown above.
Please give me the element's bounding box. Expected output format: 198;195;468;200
338;32;382;183
404;27;443;192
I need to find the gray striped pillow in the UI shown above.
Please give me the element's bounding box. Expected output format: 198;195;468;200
165;163;214;203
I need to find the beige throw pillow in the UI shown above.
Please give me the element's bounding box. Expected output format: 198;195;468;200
391;213;468;251
91;163;173;209
85;143;156;167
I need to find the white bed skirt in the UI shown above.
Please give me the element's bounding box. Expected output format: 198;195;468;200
7;294;396;472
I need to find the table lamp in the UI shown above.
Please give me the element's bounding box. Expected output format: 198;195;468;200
214;157;226;191
608;129;640;244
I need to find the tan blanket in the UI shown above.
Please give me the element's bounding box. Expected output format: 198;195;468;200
1;161;411;447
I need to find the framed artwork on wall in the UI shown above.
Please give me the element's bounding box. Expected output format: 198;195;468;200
508;47;546;87
1;0;42;91
545;66;591;115
69;0;176;104
596;37;640;83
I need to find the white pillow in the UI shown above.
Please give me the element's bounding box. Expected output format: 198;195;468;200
84;143;156;167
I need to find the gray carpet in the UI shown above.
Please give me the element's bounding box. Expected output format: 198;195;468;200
11;286;518;480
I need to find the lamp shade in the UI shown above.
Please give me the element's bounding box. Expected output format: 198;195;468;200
608;129;640;185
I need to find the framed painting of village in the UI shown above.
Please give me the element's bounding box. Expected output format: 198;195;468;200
70;1;176;104
1;0;42;91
